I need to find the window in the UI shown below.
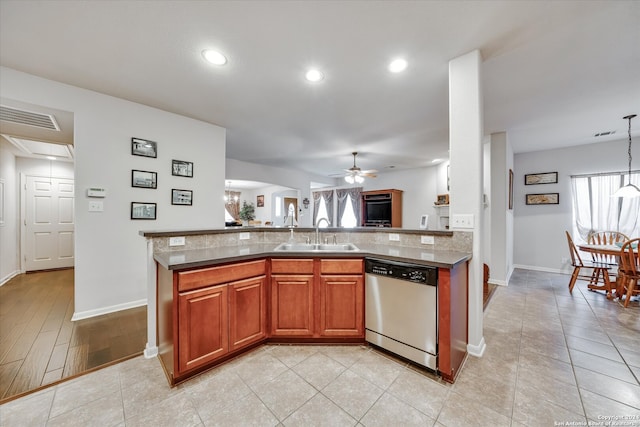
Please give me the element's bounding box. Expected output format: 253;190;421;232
340;195;358;227
570;172;640;242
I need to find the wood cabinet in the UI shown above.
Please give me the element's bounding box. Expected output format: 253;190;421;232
229;276;267;351
270;259;314;336
270;258;364;339
361;189;403;228
319;259;364;337
178;284;228;373
157;259;267;384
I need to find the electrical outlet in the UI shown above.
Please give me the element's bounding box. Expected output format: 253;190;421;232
388;233;400;241
88;200;103;212
421;235;435;245
169;236;185;246
451;214;474;229
239;232;250;240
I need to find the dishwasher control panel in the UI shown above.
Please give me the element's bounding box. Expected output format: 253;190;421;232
365;258;437;285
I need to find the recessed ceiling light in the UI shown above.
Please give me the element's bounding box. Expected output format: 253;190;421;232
202;49;227;65
389;58;408;73
46;156;57;160
431;159;442;163
305;69;324;82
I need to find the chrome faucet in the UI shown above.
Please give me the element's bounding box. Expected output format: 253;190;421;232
315;218;330;244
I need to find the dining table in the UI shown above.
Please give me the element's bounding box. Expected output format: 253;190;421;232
578;243;638;300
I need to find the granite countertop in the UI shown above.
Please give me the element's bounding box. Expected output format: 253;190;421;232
154;242;471;271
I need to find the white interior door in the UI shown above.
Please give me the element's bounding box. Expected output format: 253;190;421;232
24;175;75;271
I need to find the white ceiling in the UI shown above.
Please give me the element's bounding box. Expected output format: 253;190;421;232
1;1;639;178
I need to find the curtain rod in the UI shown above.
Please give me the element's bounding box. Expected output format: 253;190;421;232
570;169;640;178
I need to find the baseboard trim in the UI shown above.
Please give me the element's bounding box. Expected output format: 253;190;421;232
71;299;147;321
467;336;486;357
0;270;22;287
513;264;569;275
144;343;158;359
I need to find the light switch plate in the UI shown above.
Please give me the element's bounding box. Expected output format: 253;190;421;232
169;236;185;246
451;214;474;229
88;200;103;212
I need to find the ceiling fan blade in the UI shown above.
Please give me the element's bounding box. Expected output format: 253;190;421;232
359;169;378;174
362;173;377;178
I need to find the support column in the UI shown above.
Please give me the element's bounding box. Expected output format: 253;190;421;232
449;49;485;356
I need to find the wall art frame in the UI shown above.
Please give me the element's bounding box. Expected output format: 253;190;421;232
131;169;157;189
131;137;157;158
171;189;193;206
172;159;193;177
526;193;559;205
257;194;264;207
131;202;157;219
508;169;514;210
525;171;558;185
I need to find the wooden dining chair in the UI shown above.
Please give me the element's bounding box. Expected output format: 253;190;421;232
587;230;629;286
566;231;612;296
618;238;640;308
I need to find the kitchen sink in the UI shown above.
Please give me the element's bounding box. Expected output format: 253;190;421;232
273;242;360;252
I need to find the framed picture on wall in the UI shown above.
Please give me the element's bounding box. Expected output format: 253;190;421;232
508;169;514;210
131;137;157;158
526;193;559;205
131;170;157;189
525;172;558;185
131;202;157;219
257;195;264;207
172;160;193;177
171;189;193;206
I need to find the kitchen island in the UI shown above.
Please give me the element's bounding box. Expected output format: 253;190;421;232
141;227;471;385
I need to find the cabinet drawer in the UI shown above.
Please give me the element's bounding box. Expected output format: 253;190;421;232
320;259;363;274
178;259;266;292
271;259;314;274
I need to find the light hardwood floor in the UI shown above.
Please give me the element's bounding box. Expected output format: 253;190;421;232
0;269;146;403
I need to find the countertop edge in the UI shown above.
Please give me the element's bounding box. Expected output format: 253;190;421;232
154;245;471;271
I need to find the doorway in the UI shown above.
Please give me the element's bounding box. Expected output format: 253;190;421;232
284;197;298;226
22;174;75;271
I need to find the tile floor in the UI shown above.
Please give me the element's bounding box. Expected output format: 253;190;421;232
1;269;639;426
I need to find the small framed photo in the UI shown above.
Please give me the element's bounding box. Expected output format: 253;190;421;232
257;195;264;207
508;169;514;210
131;170;157;189
172;189;193;206
526;193;559;205
131;137;157;158
172;160;193;177
131;202;157;220
525;172;558;185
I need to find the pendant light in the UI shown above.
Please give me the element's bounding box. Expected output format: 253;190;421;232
612;114;640;198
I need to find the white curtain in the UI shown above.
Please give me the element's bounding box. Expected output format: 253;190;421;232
570;172;640;243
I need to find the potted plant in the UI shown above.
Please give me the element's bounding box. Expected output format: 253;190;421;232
238;201;255;225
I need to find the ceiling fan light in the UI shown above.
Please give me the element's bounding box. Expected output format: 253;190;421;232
345;175;355;184
612;183;640;198
613;114;639;198
355;175;364;183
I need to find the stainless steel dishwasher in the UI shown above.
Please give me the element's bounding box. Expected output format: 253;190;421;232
365;258;438;371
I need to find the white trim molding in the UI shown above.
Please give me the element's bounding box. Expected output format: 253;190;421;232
71;299;147;321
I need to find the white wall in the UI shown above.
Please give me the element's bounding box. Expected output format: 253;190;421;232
362;165;439;229
514;137;634;273
0;138;19;284
1;67;226;318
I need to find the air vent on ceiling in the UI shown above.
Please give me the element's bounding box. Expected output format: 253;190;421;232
594;130;616;137
0;105;60;131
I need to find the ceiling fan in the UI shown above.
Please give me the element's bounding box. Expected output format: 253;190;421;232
338;152;377;184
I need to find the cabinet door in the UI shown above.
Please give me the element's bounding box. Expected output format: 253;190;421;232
319;275;364;337
229;276;266;351
270;275;314;336
178;284;228;373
